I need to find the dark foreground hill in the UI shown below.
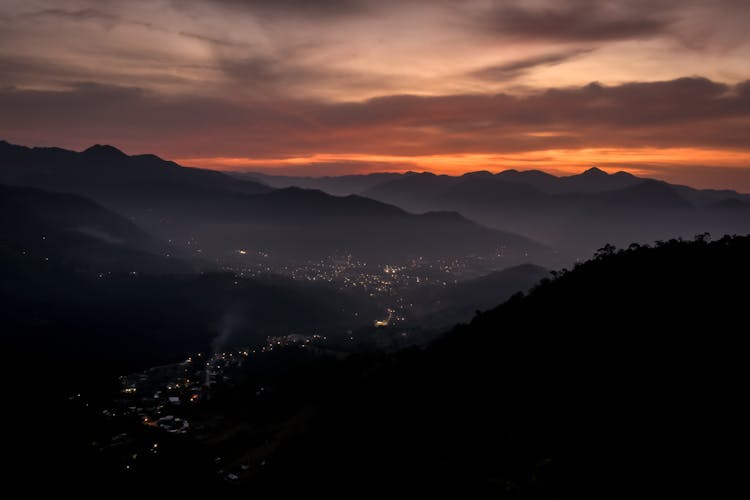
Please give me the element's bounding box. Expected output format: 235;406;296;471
406;263;549;328
30;234;747;496
246;235;748;496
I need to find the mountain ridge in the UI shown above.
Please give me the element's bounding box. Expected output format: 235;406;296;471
0;141;547;265
245;167;750;257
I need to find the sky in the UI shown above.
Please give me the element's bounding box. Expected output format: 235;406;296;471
1;0;750;190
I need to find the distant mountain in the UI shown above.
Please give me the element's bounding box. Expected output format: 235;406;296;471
0;141;547;265
247;167;646;198
555;166;641;192
181;186;547;263
359;168;712;213
0;141;269;201
0;183;187;273
710;197;750;211
239;171;403;196
259;168;750;258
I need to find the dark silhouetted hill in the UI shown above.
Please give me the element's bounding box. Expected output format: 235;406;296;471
0;140;269;199
0;183;187;273
407;263;549;328
162;235;746;496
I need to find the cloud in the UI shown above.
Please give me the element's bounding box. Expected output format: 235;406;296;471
219;56;315;84
178;31;255;49
483;0;673;42
18;7;157;30
20;8;120;23
470;50;592;81
1;77;749;160
1;0;749;102
182;0;372;18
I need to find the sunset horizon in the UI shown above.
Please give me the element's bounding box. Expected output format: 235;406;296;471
6;137;750;192
1;1;749;191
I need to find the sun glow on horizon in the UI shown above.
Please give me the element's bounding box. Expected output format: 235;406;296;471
176;147;750;182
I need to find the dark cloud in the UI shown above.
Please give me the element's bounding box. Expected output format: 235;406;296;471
215;55;399;98
178;31;255;48
1;77;749;159
0;52;208;91
17;7;158;31
20;8;121;24
0;54;90;87
471;50;592;81
186;0;371;17
219;56;303;84
484;1;673;42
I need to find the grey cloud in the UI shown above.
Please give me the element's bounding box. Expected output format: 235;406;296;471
183;0;372;17
17;6;159;31
1;77;749;159
216;55;400;98
20;8;121;23
471;50;592;81
484;0;673;42
216;55;342;96
0;52;210;92
178;31;255;48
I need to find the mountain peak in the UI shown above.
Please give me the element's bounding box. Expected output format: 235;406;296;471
581;166;608;176
461;170;494;178
612;170;636;178
82;144;128;158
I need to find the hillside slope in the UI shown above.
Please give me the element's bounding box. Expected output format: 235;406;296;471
224;235;750;496
0;183;186;273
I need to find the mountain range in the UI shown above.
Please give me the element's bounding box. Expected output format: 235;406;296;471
0;141;546;265
246;168;750;258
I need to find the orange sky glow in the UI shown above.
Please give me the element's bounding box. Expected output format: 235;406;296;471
177;148;750;191
1;1;749;191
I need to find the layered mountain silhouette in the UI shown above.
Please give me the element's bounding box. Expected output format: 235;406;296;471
0;141;546;264
0;183;187;273
0;141;269;199
243;171;404;196
249;167;750;257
